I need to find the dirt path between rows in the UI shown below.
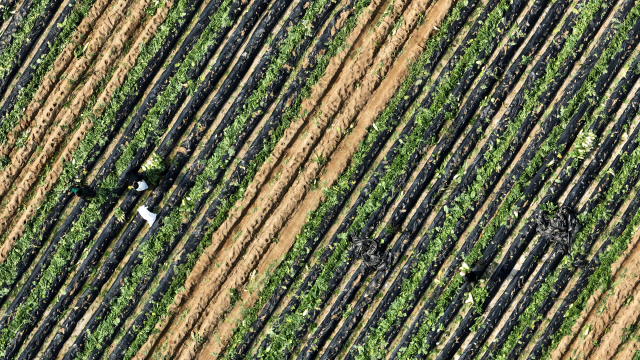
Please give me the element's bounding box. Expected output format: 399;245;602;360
0;0;134;204
138;0;453;358
0;0;113;157
591;283;640;359
553;231;640;360
135;0;402;356
0;0;152;231
616;340;640;359
0;0;171;257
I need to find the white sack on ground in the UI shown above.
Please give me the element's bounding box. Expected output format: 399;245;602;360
138;205;157;226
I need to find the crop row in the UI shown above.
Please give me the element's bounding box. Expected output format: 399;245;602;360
531;137;640;360
0;0;194;308
41;0;366;357
217;0;479;357
0;0;89;151
483;103;640;359
400;3;640;359
0;0;218;335
340;0;614;357
310;0;574;356
232;0;543;357
20;0;280;354
0;0;209;356
112;0;385;356
451;32;640;360
435;11;640;360
0;0;58;101
393;5;633;360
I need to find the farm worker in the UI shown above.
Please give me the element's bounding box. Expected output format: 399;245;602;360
70;186;95;199
138;205;157;226
132;179;149;191
123;170;149;192
70;177;95;199
458;262;479;283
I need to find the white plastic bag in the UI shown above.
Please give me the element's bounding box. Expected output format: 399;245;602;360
138;205;157;226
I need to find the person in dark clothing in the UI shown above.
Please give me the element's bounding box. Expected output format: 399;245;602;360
71;185;95;199
458;262;480;283
462;270;480;283
123;170;149;192
70;175;95;199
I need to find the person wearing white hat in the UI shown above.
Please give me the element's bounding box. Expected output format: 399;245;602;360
123;170;149;192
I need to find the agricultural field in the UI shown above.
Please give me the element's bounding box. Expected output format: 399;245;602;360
1;0;640;357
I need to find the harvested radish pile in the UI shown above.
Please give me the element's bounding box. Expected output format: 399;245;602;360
1;0;640;357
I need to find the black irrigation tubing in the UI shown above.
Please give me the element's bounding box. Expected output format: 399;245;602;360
247;0;516;355
9;0;206;355
313;0;568;357
358;0;531;248
84;0;288;276
227;2;480;359
0;0;64;101
111;0;360;357
480;44;640;359
87;1;345;356
297;0;550;358
0;0;17;12
0;0;37;57
0;0;231;335
459;94;640;360
348;0;607;356
465;33;637;357
482;128;640;360
285;0;534;353
109;0;349;357
463;124;640;358
505;182;640;359
527;184;640;360
39;0;296;357
0;0;77;129
3;2;263;360
285;0;531;352
70;0;291;270
427;13;640;360
0;0;209;311
60;0;342;357
424;7;616;360
439;35;640;360
406;8;629;360
109;0;344;347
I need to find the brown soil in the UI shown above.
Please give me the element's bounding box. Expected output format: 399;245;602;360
0;0;171;259
0;0;134;204
616;339;640;359
590;284;640;360
552;230;640;360
0;0;113;157
134;0;454;358
135;0;402;357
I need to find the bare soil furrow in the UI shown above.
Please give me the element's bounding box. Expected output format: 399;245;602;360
591;284;640;360
553;232;640;360
161;0;452;359
175;0;401;307
137;0;398;357
0;0;114;155
0;0;133;201
0;0;170;257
